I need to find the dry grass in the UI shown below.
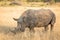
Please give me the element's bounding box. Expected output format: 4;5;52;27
0;6;60;40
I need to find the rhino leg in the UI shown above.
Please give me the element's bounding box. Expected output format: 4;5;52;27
44;25;48;31
50;19;55;31
28;26;35;32
50;24;54;31
50;14;56;31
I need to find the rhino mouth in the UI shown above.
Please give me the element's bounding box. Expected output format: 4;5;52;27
10;27;25;34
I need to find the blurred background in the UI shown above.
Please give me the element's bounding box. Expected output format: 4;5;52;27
0;0;60;6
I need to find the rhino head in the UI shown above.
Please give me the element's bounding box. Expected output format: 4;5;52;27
13;18;25;32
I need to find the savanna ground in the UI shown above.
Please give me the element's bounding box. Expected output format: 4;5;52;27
0;4;60;40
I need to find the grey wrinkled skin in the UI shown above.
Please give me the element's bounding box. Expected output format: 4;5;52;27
12;9;56;33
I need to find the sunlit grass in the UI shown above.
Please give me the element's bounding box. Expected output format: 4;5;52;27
0;1;50;7
0;1;11;6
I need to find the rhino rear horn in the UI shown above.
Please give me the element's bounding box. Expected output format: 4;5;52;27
13;18;18;21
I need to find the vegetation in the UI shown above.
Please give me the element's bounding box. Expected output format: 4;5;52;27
0;0;60;6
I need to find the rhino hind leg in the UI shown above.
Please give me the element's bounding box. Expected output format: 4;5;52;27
50;17;55;31
44;25;49;31
50;20;55;31
50;24;54;31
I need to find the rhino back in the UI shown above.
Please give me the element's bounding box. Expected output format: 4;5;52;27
19;9;55;27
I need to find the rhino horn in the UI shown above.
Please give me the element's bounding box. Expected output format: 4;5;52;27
13;18;18;21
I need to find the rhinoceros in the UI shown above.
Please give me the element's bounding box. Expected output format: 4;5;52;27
12;9;56;33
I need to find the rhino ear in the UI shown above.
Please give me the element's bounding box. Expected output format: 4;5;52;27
13;18;18;21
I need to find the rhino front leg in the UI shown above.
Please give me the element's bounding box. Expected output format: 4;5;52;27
28;26;35;32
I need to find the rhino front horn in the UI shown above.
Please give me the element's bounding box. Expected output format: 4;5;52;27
13;18;18;21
